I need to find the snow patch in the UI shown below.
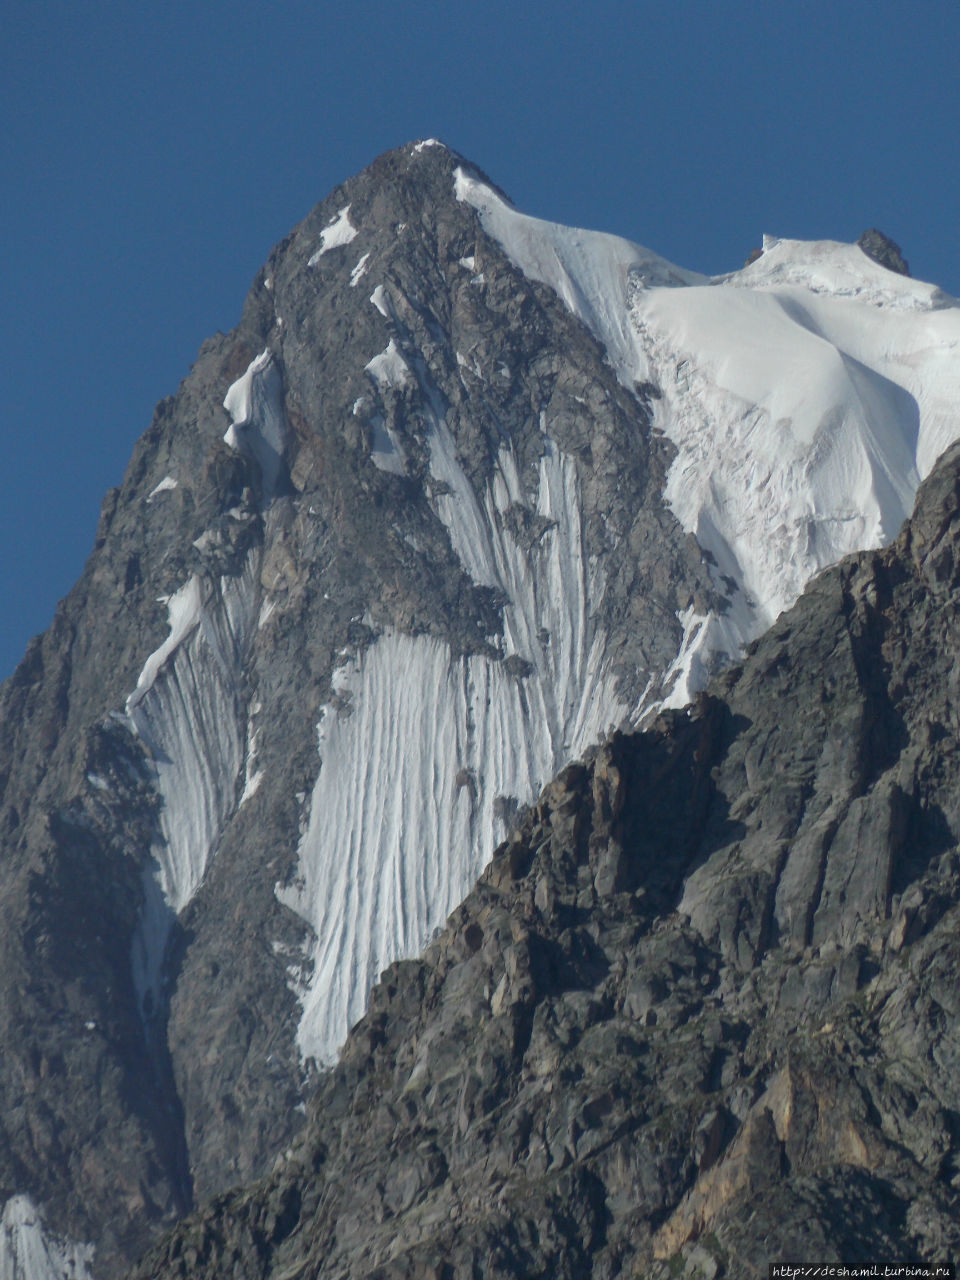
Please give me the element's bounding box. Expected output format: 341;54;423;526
412;138;444;152
241;769;264;804
369;418;406;475
365;339;411;390
147;476;178;501
127;577;204;709
240;719;264;805
456;350;482;379
308;205;358;263
0;1195;94;1280
222;349;287;493
349;252;371;287
369;284;391;319
655;607;744;713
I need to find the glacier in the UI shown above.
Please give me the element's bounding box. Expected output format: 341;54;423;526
277;171;960;1063
456;165;960;652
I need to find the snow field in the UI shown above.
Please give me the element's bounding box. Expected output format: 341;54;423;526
457;166;960;669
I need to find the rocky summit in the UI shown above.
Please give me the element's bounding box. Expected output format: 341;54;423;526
0;141;958;1276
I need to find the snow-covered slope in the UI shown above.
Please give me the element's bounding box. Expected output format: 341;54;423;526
7;143;960;1279
457;167;960;667
125;554;258;1020
279;437;627;1062
278;160;960;1064
0;1197;93;1280
640;241;959;631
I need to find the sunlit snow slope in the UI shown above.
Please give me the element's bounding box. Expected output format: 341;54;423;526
456;168;960;660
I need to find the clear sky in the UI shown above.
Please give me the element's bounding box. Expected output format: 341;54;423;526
1;0;958;680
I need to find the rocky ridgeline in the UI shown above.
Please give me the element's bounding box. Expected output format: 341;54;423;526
135;445;960;1277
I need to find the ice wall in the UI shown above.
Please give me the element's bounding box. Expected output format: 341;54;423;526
126;554;258;1018
279;437;627;1063
0;1196;93;1280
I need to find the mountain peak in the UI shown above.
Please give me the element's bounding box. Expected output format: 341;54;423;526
0;146;958;1276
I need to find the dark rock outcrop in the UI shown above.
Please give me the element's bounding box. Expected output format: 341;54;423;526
858;228;911;276
135;446;960;1276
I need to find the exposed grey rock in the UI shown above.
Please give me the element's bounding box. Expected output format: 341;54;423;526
858;227;911;275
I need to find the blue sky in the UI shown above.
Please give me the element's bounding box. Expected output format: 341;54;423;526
1;0;958;679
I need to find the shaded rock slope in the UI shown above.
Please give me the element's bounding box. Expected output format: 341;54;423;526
137;442;960;1278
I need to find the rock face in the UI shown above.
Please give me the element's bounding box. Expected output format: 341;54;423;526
858;227;911;275
136;443;960;1278
0;140;957;1275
